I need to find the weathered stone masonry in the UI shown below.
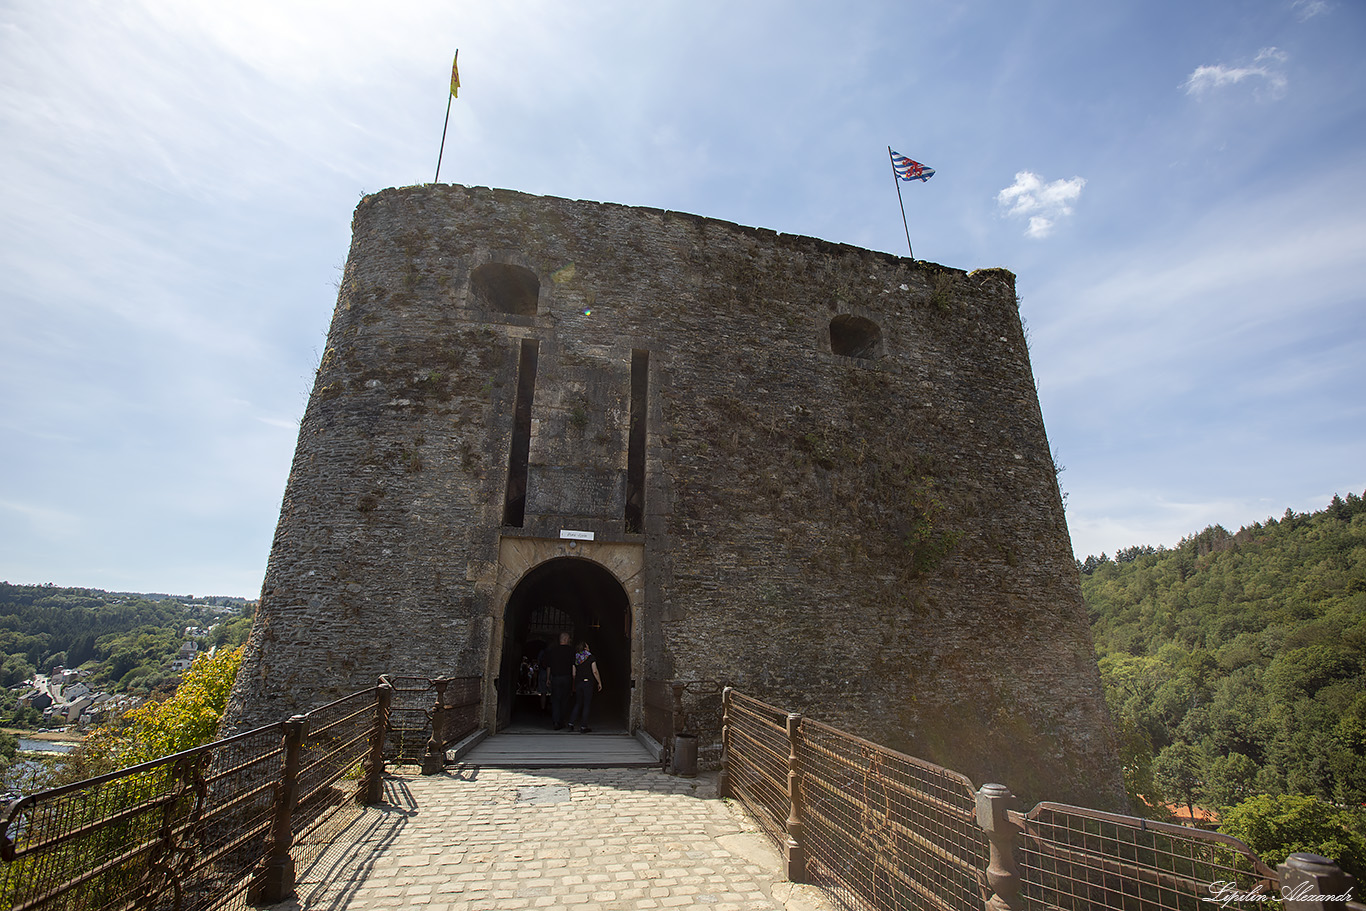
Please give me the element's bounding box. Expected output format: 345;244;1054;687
223;183;1124;809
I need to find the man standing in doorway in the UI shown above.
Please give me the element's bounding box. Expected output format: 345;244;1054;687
544;631;575;730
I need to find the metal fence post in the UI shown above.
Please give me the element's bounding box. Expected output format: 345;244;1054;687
785;712;807;883
364;681;394;804
250;714;307;905
422;677;451;775
718;687;732;798
976;783;1024;911
1278;853;1357;909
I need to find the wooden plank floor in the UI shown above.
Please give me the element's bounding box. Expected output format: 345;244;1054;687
458;731;660;769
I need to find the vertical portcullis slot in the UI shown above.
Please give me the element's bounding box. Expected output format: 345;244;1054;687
625;348;649;533
503;338;539;527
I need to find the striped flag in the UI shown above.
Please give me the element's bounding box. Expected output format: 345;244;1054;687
890;150;934;182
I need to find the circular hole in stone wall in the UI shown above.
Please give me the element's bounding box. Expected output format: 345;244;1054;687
472;262;540;317
829;314;881;359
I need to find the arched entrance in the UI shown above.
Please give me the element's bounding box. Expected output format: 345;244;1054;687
496;557;632;732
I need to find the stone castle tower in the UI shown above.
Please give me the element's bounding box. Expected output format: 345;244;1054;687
224;183;1123;808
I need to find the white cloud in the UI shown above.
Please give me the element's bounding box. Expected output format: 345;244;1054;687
996;171;1086;238
1183;47;1288;99
1292;0;1329;21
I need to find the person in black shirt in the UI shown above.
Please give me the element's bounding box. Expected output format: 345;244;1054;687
542;632;575;730
567;641;602;733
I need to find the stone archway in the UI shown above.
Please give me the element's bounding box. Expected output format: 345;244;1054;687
486;537;644;732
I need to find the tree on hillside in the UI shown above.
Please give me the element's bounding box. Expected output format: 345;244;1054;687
1201;751;1258;810
1154;741;1204;820
58;646;244;783
1220;794;1366;883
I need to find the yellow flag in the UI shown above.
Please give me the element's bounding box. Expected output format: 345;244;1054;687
450;51;460;98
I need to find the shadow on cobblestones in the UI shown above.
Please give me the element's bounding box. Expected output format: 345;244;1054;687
277;777;417;910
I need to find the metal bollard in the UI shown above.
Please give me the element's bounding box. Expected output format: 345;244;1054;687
672;733;698;777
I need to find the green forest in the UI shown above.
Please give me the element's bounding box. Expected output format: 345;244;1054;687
1081;491;1366;873
0;583;253;727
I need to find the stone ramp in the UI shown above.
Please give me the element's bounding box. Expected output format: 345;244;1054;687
277;767;835;911
457;731;660;769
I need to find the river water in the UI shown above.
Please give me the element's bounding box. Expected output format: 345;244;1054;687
17;738;78;753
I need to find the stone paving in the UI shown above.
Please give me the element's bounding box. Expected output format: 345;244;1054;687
272;766;836;911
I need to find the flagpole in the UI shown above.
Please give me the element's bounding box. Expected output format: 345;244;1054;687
435;49;457;184
889;146;914;260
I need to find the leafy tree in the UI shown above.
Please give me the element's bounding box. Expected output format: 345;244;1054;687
1201;751;1258;809
1333;693;1366;806
1154;742;1204;820
1220;794;1366;883
60;647;244;781
0;653;35;687
1265;646;1359;701
210;616;253;648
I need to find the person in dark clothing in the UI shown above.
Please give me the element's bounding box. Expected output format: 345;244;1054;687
543;632;576;730
566;641;602;733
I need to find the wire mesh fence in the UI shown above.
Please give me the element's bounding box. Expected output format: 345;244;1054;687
290;688;380;877
718;688;1351;911
10;679;1354;911
381;675;436;762
0;679;427;911
722;689;792;848
0;722;285;911
441;677;482;747
1015;802;1279;911
182;723;292;911
800;718;987;911
379;675;483;763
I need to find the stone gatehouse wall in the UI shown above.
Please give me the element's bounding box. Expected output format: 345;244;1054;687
223;183;1124;809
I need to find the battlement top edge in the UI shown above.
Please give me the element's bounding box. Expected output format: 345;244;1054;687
356;183;1016;288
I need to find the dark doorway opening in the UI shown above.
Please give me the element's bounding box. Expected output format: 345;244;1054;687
497;558;631;732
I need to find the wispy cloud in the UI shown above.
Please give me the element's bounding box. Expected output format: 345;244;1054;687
1183;47;1288;99
0;499;84;542
996;171;1086;238
1292;0;1329;21
1065;488;1286;558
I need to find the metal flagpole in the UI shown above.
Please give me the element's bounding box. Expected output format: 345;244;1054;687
889;146;914;260
435;50;458;184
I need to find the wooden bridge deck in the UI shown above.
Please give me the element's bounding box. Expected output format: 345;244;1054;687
456;729;661;769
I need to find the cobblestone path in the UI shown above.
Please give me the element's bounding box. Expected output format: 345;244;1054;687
272;766;835;911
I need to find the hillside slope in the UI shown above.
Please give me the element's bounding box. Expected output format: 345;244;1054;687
1081;492;1366;814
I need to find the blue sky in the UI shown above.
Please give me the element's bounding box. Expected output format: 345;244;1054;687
2;0;1363;597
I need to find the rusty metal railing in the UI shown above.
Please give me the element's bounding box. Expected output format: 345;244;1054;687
720;689;792;851
0;721;286;911
380;675;482;763
0;674;485;910
801;717;987;911
286;687;384;881
1013;801;1278;911
380;675;438;761
440;676;482;747
643;679;682;767
720;688;986;911
720;688;1361;911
